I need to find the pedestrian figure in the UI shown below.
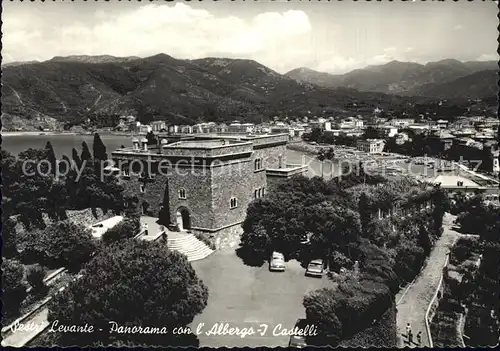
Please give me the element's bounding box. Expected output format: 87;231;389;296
417;331;422;345
406;323;411;337
408;330;413;344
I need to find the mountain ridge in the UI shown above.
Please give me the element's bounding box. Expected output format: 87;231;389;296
1;54;495;131
286;59;498;96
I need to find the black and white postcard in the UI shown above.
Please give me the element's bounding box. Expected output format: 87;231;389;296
2;0;499;348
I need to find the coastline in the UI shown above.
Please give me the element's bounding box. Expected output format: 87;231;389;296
1;131;140;137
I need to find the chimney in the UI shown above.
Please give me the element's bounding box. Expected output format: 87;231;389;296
132;138;139;150
141;138;148;151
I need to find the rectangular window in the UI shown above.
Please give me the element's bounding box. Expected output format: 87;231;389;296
230;197;238;209
254;158;263;171
179;188;187;199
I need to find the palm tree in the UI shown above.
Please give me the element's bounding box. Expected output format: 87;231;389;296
324;147;335;179
317;149;326;178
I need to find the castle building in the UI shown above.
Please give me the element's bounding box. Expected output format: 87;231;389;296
356;139;385;154
111;133;307;247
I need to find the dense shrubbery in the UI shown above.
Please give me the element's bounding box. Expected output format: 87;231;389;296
101;216;141;244
45;240;207;347
2;217;19;258
241;176;358;265
18;221;96;271
240;176;447;346
1;134;127;230
339;301;397;348
26;264;48;293
455;195;499;240
441;195;500;347
2;259;28;317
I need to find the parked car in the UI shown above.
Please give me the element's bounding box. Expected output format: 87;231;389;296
288;319;308;348
269;252;285;272
306;259;324;277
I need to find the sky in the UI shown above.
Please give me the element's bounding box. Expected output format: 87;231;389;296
2;0;499;74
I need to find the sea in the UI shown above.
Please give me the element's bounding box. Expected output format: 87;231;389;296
1;133;334;178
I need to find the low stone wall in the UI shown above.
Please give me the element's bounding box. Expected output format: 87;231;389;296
193;224;243;250
425;253;450;348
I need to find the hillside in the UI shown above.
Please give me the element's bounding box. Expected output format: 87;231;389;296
413;69;498;99
286;59;497;97
1;54;423;130
49;55;141;64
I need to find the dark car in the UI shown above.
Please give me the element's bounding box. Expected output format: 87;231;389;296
288;319;308;348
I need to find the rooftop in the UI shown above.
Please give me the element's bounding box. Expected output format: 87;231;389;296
428;175;479;188
164;139;244;149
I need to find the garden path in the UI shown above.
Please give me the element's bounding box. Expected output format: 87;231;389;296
395;213;461;348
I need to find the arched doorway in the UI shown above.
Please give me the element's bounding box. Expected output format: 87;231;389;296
141;202;150;215
176;207;191;231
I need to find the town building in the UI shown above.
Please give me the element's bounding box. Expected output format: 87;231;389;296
339;117;364;129
436;119;449;129
139;124;152;134
228;122;254;134
168;125;180;134
390;118;415;128
111;133;307;248
356;139;385;154
428;174;500;198
151;121;167;132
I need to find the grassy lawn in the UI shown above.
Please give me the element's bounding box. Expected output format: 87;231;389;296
190;250;335;347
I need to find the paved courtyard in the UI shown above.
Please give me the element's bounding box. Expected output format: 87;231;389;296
189;250;334;347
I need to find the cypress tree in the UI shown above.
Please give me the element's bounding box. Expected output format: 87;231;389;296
72;148;82;168
45;141;57;175
61;155;72;176
359;192;371;237
81;141;92;162
93;133;108;161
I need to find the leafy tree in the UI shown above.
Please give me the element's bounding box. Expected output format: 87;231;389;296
46;240;207;347
423;145;432;157
317;149;326;178
303;288;343;345
146;131;158;145
47;179;70;221
27;264;48;293
81;141;92;162
93;133;108;161
14;148;53;229
324;147;335;179
362;127;379;139
358;192;372;236
2;259;27;317
0;150;18;216
102;217;141;244
2;217;19;258
18;220;96;270
330;251;353;273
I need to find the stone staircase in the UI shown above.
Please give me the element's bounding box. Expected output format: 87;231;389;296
167;233;214;262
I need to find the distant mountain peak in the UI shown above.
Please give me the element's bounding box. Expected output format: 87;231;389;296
50;55;140;64
286;58;496;98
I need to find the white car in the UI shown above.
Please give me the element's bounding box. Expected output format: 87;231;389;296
269;252;285;272
306;259;324;277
